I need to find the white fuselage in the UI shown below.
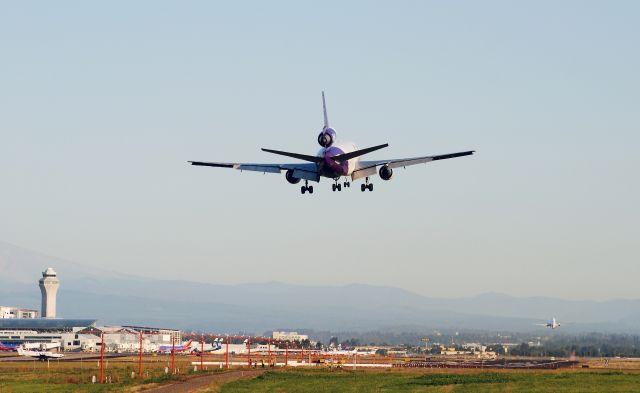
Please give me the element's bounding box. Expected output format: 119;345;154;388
317;141;359;178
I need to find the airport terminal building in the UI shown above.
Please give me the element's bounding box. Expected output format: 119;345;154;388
0;267;182;353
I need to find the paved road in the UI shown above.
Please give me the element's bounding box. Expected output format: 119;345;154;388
145;369;266;393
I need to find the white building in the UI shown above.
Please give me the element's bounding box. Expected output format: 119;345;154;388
0;306;39;319
272;331;309;342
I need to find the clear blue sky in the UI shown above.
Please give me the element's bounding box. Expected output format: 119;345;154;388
1;1;638;300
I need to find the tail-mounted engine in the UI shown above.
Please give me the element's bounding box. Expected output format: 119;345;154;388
285;169;301;184
379;165;393;180
317;127;336;147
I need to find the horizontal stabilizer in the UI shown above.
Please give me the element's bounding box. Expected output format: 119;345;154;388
432;151;474;161
332;143;389;162
189;161;234;168
261;148;324;163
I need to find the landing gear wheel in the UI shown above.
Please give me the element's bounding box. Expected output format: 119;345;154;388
301;186;306;194
337;184;342;191
332;184;336;192
308;186;313;194
344;182;350;188
368;183;374;192
361;184;366;192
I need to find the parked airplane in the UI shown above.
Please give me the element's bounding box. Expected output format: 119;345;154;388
0;342;58;352
0;341;20;352
536;317;561;329
17;347;64;360
24;342;60;351
192;338;223;354
189;92;474;194
159;340;193;354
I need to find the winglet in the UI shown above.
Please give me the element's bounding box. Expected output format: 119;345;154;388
322;91;329;129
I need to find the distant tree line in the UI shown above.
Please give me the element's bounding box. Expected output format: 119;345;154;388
507;333;640;358
266;329;640;357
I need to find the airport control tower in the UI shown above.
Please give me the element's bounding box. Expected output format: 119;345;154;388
39;267;59;318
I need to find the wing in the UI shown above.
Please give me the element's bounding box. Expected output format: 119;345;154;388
188;161;320;182
351;150;474;180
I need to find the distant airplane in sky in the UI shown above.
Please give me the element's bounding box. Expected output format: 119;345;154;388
536;317;561;329
190;92;474;194
17;347;64;360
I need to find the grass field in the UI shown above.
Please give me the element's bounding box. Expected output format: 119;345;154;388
0;354;208;392
1;357;640;392
218;369;640;393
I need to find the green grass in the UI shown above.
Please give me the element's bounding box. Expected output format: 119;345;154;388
219;369;640;393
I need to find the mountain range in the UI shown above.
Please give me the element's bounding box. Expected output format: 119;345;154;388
1;241;638;334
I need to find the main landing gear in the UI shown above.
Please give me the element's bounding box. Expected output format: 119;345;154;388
301;180;313;194
332;178;350;192
361;177;374;192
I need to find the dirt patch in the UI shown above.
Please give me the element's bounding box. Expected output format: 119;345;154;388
143;370;266;393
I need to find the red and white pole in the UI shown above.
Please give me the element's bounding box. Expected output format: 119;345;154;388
171;336;176;374
100;333;105;384
200;335;204;371
225;336;229;369
247;336;251;367
139;332;143;378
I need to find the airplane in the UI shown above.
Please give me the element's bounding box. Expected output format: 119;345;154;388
0;341;20;352
192;338;223;354
1;341;58;352
17;347;64;361
159;339;194;354
189;92;474;194
536;317;561;329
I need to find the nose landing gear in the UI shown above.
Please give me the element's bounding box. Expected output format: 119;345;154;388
301;180;314;194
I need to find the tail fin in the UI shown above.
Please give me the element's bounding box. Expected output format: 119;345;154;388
322;91;329;129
